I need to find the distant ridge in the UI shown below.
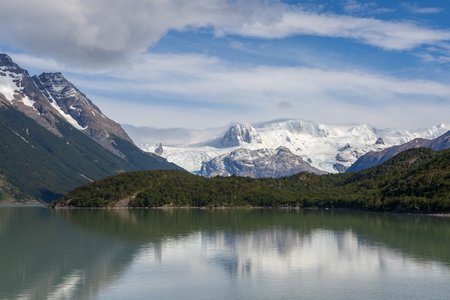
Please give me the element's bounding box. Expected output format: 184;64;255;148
347;130;450;173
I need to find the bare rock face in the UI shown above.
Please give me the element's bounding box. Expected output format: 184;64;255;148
333;163;347;173
375;137;385;145
0;54;61;136
33;72;132;157
200;146;326;178
154;143;164;155
220;123;262;147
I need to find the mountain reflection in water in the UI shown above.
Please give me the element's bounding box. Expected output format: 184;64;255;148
1;208;450;300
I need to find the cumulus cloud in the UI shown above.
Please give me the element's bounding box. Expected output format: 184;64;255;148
0;0;254;69
1;0;450;69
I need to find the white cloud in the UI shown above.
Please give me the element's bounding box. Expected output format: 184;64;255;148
0;0;449;69
343;0;394;14
63;53;450;129
2;1;448;130
0;0;247;69
401;3;443;14
226;11;450;51
417;43;450;65
418;53;450;64
9;53;71;72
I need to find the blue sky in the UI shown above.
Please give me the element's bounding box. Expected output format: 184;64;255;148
0;0;449;129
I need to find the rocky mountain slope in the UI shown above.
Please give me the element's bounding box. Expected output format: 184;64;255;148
216;123;262;147
139;120;448;176
200;146;325;177
0;54;62;136
347;130;450;173
33;72;132;157
0;53;181;202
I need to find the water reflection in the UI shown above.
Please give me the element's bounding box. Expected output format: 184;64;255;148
203;228;446;279
1;208;450;300
0;208;139;300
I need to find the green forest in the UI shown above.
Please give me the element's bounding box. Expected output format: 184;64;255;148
0;108;180;202
52;148;450;213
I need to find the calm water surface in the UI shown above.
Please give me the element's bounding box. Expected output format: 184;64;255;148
1;208;450;300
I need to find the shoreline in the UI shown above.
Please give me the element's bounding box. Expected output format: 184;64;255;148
47;205;450;217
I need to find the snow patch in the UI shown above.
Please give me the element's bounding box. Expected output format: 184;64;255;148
0;72;17;101
46;95;87;130
21;94;36;108
0;71;36;110
79;174;94;182
140;119;449;174
36;76;87;131
49;98;87;131
10;129;30;144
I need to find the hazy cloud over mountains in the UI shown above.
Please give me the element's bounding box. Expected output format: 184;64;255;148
0;0;448;129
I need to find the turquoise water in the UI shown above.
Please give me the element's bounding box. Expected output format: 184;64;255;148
1;208;450;299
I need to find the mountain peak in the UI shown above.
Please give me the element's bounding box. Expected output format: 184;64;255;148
0;54;133;156
375;137;385;145
35;72;74;95
0;54;65;136
41;71;63;76
0;54;181;202
0;53;28;76
276;146;292;154
39;72;65;82
220;123;262;147
33;72;133;156
0;53;13;64
200;146;325;178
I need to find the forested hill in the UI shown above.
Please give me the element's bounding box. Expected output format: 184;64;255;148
52;148;450;213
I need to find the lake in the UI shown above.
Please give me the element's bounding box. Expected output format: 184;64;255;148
1;207;450;300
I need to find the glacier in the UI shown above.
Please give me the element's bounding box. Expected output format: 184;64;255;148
138;119;448;174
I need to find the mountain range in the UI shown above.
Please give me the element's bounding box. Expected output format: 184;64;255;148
133;120;448;176
0;54;180;203
200;146;325;178
1;52;448;203
53;147;450;212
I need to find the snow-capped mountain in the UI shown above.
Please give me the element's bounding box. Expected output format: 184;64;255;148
217;123;262;147
0;54;62;136
0;53;133;156
200;146;325;178
33;72;132;157
0;53;180;202
139;120;448;175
